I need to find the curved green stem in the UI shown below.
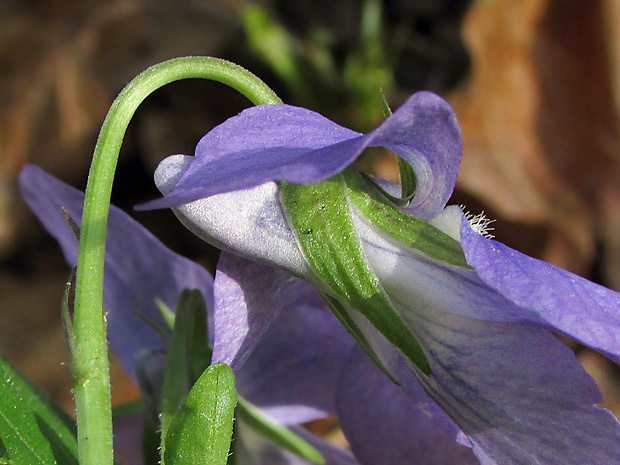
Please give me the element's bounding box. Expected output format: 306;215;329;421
73;56;281;465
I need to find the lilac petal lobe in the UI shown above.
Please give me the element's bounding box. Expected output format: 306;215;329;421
412;310;620;465
214;252;353;424
141;92;460;220
19;164;214;378
364;91;462;219
140;104;363;209
461;219;620;363
337;346;477;465
211;253;285;371
212;252;313;369
153;155;310;278
237;289;355;424
289;426;358;465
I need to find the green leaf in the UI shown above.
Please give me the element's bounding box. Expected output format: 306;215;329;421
160;289;211;440
281;174;431;375
243;5;309;99
155;298;176;331
0;357;78;465
236;396;324;464
344;167;470;268
162;364;236;465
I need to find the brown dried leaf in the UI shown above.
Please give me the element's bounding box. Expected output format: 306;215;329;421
450;0;620;275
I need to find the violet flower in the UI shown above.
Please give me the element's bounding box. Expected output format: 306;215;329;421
18;165;358;465
145;91;620;464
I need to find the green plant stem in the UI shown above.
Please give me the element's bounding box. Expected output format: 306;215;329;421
73;56;282;465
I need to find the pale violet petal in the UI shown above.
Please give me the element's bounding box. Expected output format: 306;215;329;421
337;346;478;465
365;91;462;219
348;203;620;462
213;252;355;424
19;165;213;378
428;204;464;241
461;220;620;364
410;311;620;465
212;252;298;370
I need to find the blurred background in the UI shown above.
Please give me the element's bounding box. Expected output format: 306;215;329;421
1;0;620;442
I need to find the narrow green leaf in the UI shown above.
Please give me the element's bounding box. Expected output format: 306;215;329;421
0;357;78;465
163;364;236;465
236;396;324;464
160;289;210;440
281;175;431;375
379;89;392;118
60;208;81;241
61;269;76;359
155;298;176;331
344;168;469;268
243;5;309;99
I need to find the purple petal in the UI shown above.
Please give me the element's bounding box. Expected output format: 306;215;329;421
153;154;309;277
113;414;144;465
140;92;461;219
411;310;620;465
212;252;306;370
461;220;620;364
337;346;477;465
367;91;462;219
213;252;355;424
18;165;214;378
237;287;355;423
139;105;360;210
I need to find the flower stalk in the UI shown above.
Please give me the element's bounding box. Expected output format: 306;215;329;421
73;56;281;465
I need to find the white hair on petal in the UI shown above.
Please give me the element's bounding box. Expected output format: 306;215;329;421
459;206;496;239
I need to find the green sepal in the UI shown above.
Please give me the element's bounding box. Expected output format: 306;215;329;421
236;396;324;464
0;357;78;465
344;167;470;268
359;170;415;207
160;289;211;441
281;175;430;376
162;363;236;465
395;157;417;202
321;294;398;384
377;94;417;204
